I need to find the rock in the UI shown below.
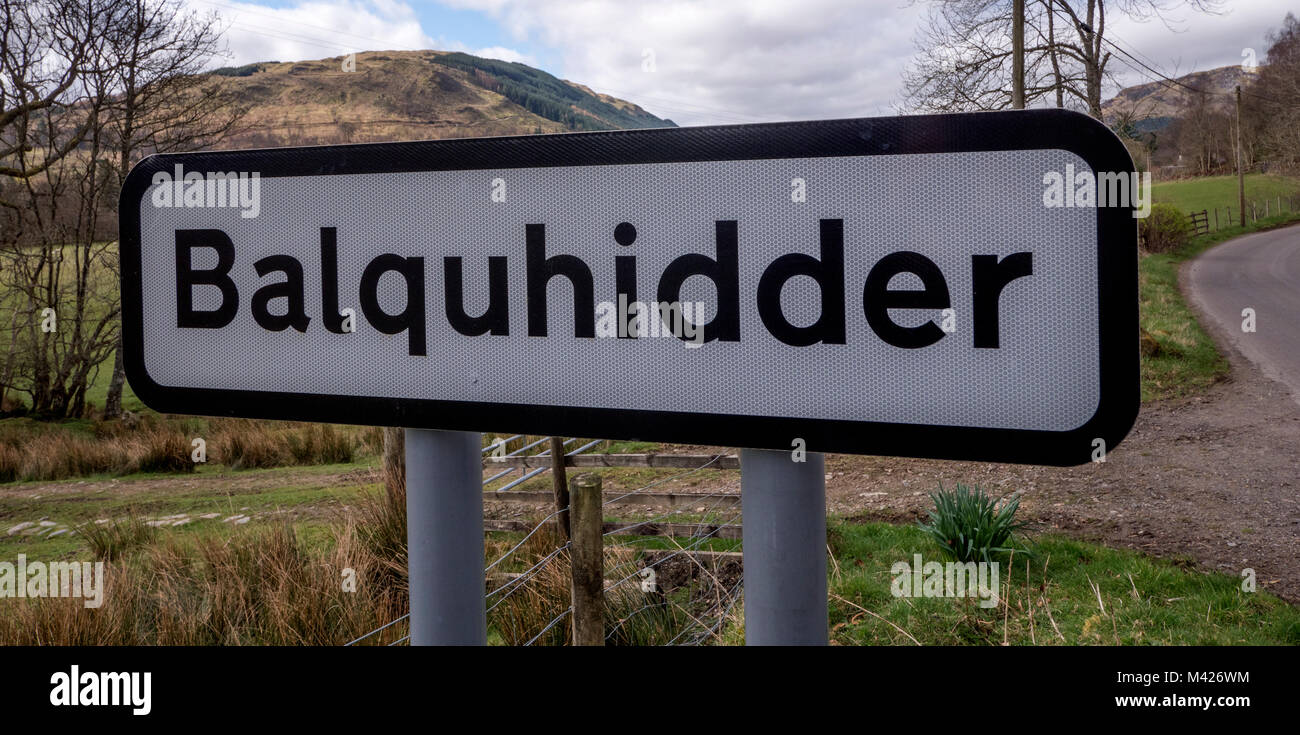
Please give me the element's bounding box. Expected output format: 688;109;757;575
1139;329;1162;358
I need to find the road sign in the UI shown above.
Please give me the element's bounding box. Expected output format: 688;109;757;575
120;109;1138;465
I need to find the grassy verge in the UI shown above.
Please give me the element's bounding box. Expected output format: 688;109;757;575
715;520;1300;646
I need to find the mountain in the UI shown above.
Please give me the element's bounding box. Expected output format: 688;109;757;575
207;50;675;150
1102;64;1254;130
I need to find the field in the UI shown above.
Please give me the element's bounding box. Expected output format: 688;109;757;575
3;460;1297;644
1151;173;1300;216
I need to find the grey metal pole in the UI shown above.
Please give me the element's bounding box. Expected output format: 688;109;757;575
740;448;827;645
405;428;486;645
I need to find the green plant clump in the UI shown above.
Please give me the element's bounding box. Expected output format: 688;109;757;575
917;483;1028;563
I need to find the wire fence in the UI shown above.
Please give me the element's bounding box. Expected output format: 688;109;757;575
1188;195;1300;235
346;435;744;647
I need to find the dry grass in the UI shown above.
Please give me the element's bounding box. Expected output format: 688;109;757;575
0;416;374;482
0;485;726;646
0;425;197;481
0;520;402;645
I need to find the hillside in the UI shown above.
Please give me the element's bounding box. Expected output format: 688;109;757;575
1102;64;1253;130
208;50;675;149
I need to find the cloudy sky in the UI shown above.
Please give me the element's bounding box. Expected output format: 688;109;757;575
191;0;1296;126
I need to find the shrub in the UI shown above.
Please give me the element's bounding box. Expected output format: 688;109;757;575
917;483;1029;563
220;428;285;470
285;424;354;466
133;429;195;474
1140;203;1192;253
77;516;157;562
19;434;117;480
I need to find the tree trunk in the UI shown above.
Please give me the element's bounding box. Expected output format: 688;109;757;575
104;335;125;419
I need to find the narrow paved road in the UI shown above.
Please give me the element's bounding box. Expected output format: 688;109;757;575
1186;224;1300;405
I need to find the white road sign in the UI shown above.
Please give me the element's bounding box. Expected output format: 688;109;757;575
121;110;1139;464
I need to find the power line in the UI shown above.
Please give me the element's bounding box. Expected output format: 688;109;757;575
196;0;426;53
1056;7;1283;107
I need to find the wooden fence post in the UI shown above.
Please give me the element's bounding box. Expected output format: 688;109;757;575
569;473;604;646
549;437;570;541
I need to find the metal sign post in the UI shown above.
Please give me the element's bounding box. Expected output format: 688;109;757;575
404;428;486;645
740;448;828;645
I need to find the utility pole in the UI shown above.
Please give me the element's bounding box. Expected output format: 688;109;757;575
1236;85;1246;227
1012;0;1026;109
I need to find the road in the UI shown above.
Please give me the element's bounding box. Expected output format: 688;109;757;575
1186;223;1300;405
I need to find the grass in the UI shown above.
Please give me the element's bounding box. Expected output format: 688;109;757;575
4;457;1296;645
719;520;1300;646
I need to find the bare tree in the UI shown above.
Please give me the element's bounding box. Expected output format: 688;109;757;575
903;1;1083;113
1243;13;1300;171
902;0;1225;118
0;0;122;417
100;0;246;418
0;0;243;418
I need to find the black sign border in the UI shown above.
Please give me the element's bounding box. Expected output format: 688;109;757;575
120;109;1139;465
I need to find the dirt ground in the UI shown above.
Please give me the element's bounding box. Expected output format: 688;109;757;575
813;352;1300;602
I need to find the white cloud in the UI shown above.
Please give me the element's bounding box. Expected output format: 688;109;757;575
472;45;536;65
436;0;927;126
189;0;533;69
1106;2;1294;84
